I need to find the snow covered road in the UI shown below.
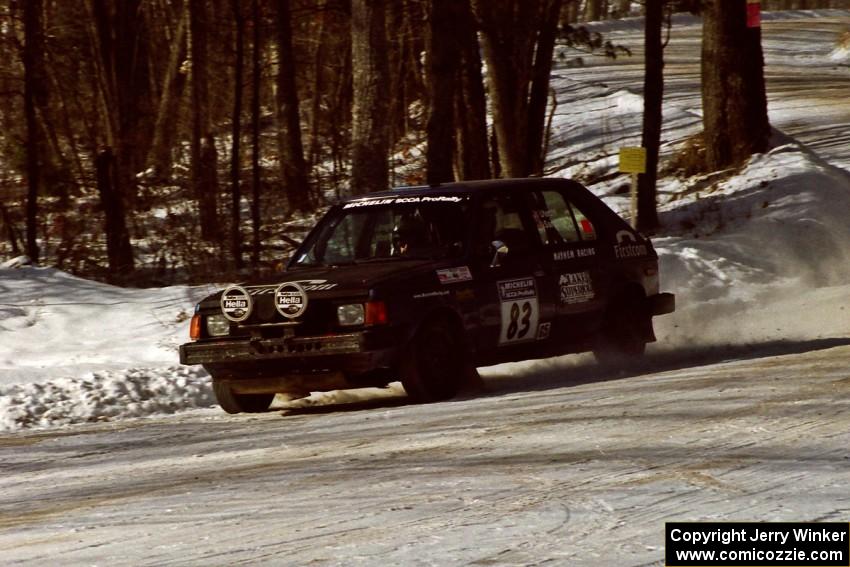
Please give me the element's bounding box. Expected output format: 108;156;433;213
2;342;849;565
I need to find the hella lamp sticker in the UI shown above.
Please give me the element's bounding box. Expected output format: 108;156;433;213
275;282;309;319
221;285;253;322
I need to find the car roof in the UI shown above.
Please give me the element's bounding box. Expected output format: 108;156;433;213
341;177;587;202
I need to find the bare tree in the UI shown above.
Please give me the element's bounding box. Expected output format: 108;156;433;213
527;0;563;176
637;0;663;232
425;0;459;184
190;0;219;241
275;0;311;212
250;0;262;270
454;0;491;180
350;0;390;194
23;0;45;263
701;0;770;170
230;0;245;270
474;0;561;178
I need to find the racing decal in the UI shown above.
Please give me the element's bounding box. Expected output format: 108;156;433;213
559;271;595;304
296;279;338;291
553;248;595;262
413;290;450;299
221;285;253;322
536;322;551;340
248;279;338;294
614;230;648;259
275;282;308;319
343;195;463;209
437;266;473;285
497;277;540;346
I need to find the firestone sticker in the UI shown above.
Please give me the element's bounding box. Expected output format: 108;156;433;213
221;285;253;322
437;266;473;285
275;282;308;319
559;271;595;304
614;230;648;259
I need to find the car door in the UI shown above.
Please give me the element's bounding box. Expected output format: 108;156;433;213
468;190;554;355
526;187;608;345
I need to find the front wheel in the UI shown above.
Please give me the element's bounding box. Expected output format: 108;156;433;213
213;381;274;414
401;319;465;402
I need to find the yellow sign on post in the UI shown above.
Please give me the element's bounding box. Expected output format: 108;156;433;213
619;147;647;229
619;147;647;174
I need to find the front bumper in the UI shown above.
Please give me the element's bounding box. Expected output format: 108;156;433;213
180;333;364;365
648;292;675;316
179;330;399;379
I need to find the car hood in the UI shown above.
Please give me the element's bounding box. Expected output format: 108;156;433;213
198;259;452;309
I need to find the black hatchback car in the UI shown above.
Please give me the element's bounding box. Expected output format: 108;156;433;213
180;178;674;413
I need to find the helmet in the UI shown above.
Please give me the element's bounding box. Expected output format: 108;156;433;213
392;213;428;255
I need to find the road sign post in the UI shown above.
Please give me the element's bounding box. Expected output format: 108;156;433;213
619;147;647;229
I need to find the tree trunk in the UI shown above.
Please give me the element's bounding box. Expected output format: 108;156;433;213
275;0;311;212
455;0;491;180
231;0;245;271
425;0;459;185
474;0;540;178
24;0;45;264
148;7;188;179
89;0;145;273
701;0;770;170
190;0;219;241
251;0;262;270
350;0;391;194
0;202;22;257
586;0;602;20
96;147;134;276
527;0;563;176
307;1;329;176
637;0;662;233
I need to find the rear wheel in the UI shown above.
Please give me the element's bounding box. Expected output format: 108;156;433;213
212;381;274;414
593;293;649;367
401;319;465;402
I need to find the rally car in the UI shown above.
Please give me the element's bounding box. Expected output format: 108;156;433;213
179;178;675;413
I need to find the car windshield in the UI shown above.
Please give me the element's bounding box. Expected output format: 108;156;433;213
294;198;468;266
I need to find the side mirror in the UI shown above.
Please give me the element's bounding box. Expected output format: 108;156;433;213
490;240;509;268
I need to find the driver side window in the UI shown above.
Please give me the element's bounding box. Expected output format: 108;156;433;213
475;193;534;259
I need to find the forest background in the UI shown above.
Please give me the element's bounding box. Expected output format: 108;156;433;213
0;0;846;285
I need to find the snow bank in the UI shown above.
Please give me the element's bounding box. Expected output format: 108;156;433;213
654;143;850;345
0;366;214;432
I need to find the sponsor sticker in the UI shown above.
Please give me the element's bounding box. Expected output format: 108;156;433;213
614;230;648;258
343;195;463;209
536;322;551;340
221;285;253;322
248;279;337;294
437;266;473;285
553;248;595;262
559;271;595;304
497;277;540;345
413;290;450;299
275;282;309;319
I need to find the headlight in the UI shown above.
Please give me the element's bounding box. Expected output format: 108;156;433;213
205;314;231;337
337;304;365;327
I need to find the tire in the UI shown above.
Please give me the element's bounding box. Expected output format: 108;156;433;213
593;294;649;367
401;319;465;402
213;381;274;414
